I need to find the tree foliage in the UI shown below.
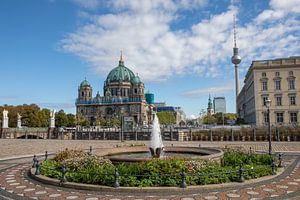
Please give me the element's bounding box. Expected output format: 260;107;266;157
76;113;88;126
157;111;176;125
95;117;120;127
0;104;75;127
202;113;237;125
202;115;217;125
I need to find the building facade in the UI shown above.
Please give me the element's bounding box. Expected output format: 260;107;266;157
237;56;300;126
213;97;226;113
76;55;153;126
153;102;186;125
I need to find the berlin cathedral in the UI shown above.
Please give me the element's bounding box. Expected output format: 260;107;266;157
76;54;154;126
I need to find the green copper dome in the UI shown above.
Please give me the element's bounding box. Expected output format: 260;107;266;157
106;65;135;83
80;79;91;87
106;54;136;83
132;74;142;84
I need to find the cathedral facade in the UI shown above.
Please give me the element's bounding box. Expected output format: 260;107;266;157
76;55;153;126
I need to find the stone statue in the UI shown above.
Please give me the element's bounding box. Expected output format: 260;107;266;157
50;110;56;119
49;110;56;128
17;113;22;128
2;109;9;128
3;109;8;118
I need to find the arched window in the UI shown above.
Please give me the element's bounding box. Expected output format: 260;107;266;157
81;91;84;97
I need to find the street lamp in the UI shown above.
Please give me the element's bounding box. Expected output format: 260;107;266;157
265;98;272;155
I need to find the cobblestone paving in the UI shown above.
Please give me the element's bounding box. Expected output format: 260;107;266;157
0;157;299;200
2;140;300;199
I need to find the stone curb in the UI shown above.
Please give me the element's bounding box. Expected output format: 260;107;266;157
30;166;285;194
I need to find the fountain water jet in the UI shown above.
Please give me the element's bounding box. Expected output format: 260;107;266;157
149;114;164;158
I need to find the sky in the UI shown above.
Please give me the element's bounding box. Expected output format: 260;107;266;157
0;0;300;118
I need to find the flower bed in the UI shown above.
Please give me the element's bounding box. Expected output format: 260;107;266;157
40;148;275;187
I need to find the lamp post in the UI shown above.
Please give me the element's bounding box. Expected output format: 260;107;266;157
265;98;272;155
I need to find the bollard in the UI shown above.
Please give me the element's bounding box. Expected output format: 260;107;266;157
113;168;120;188
32;155;37;168
89;146;92;155
180;168;187;188
231;129;234;141
271;160;276;175
35;160;41;175
278;153;283;168
60;165;67;184
238;165;245;183
44;151;48;161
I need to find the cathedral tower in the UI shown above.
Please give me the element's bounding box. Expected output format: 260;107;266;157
78;78;93;102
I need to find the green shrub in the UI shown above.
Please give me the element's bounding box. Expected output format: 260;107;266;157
223;149;273;167
66;166;115;185
40;149;276;187
40;160;61;179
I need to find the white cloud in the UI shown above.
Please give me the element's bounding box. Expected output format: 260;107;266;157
255;0;300;23
182;82;234;97
62;0;300;81
189;114;197;119
270;0;300;13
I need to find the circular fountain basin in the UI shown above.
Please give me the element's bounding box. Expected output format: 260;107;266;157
104;146;223;163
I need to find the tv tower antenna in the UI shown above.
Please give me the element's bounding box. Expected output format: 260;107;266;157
231;14;242;114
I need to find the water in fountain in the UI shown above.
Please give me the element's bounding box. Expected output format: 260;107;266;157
149;114;164;158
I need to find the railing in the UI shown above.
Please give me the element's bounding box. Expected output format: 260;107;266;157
32;148;281;188
5;127;48;133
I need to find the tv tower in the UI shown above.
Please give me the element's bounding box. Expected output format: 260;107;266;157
231;15;241;112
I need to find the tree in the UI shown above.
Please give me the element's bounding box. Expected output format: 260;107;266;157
55;110;68;127
76;114;88;126
38;109;50;127
66;113;76;127
0;104;77;127
95;117;106;127
212;113;237;125
110;117;121;127
202;115;217;125
18;104;41;127
157;112;176;125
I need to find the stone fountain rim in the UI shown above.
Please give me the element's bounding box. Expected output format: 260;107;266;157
104;146;224;163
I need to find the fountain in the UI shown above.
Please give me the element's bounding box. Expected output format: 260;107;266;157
105;114;223;163
149;114;164;158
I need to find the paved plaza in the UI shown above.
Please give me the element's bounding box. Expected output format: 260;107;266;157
1;140;300;199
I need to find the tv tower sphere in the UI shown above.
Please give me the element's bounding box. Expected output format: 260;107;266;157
231;53;241;65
